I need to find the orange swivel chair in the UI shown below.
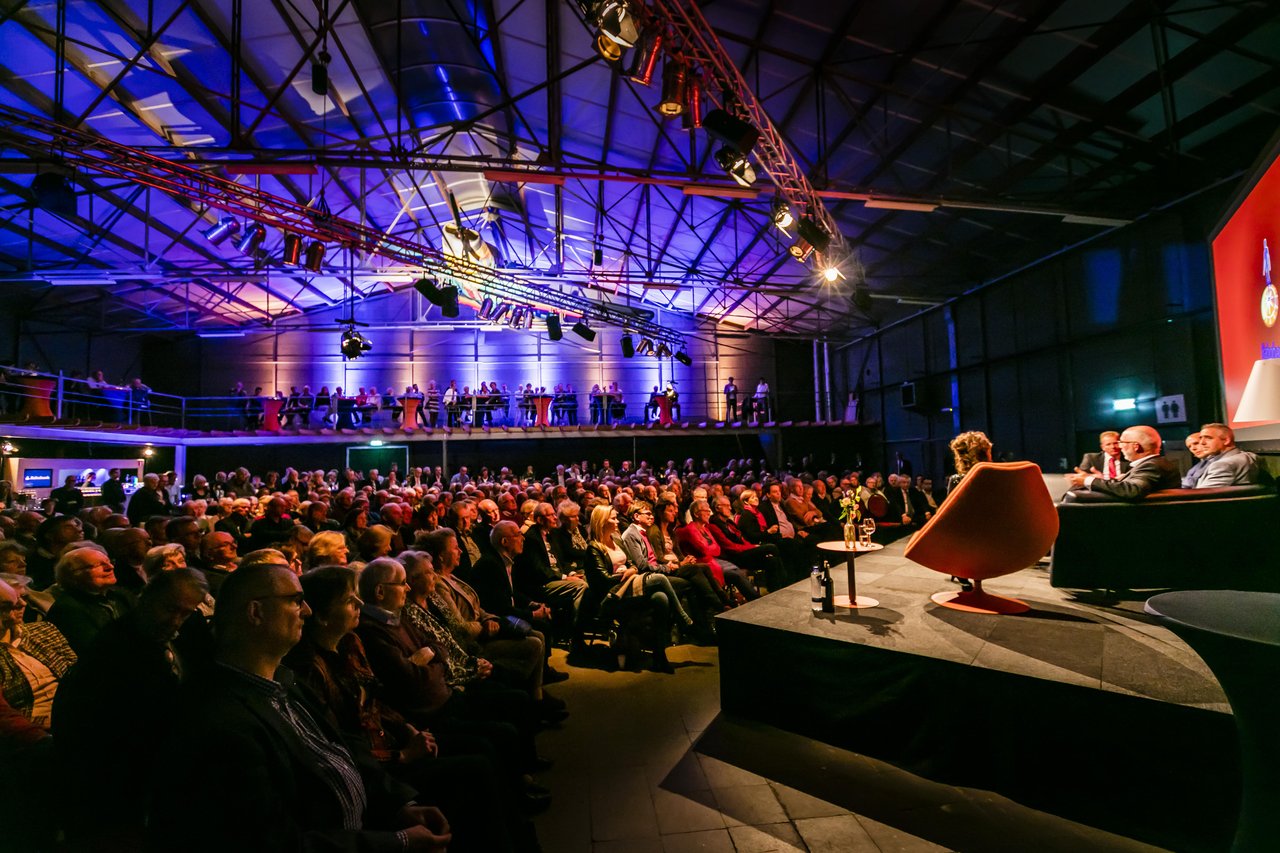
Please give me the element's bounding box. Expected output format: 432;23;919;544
904;461;1059;614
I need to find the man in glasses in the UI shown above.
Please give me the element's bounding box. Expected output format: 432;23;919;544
149;561;452;852
1065;425;1179;500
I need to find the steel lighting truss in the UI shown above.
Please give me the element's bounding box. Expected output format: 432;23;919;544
625;0;844;254
0;104;684;347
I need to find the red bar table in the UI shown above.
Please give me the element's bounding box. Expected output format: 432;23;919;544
533;395;554;427
262;398;284;431
656;395;673;425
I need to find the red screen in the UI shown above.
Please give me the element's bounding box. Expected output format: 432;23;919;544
1211;150;1280;429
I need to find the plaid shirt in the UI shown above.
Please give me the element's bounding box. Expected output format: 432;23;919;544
0;622;76;720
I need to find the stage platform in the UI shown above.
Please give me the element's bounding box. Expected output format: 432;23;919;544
717;540;1240;852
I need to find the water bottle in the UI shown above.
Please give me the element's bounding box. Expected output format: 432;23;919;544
821;561;835;613
810;565;824;613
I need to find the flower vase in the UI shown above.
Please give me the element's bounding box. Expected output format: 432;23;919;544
843;520;858;548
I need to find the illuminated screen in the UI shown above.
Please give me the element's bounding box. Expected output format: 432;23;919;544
1211;145;1280;440
22;469;53;489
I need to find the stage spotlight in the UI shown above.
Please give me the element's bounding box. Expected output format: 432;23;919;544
594;32;622;62
682;75;702;130
715;146;756;187
414;275;440;301
656;342;672;359
234;222;266;256
510;307;527;328
621;333;635;358
282;234;303;265
657;61;687;116
627;29;662;85
202;216;240;246
572;319;596;342
490;302;511;324
597;0;639;47
675;350;692;366
635;337;655;357
822;264;844;282
789;238;814;263
340;328;372;360
478;296;496;320
797;216;832;254
771;198;794;231
303;241;326;272
438;284;460;318
547;313;563;341
703;109;759;153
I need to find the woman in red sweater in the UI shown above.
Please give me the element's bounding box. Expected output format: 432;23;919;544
677;500;760;603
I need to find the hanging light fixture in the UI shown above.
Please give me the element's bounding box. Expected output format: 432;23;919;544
621;332;636;358
656;342;672;359
510;306;527;328
596;0;639;47
790;217;831;263
714;146;756;187
282;234;304;265
657;61;687;116
340;327;372;360
478;296;496;320
635;337;655;357
546;313;563;341
771;198;794;232
303;241;326;271
675;350;692;366
490;302;512;324
627;29;663;85
233;222;266;256
202;216;240;246
572;319;596;342
594;32;622;62
682;74;702;130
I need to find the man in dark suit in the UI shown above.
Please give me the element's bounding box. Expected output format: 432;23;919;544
470;521;564;683
513;502;587;627
1078;430;1130;481
1065;425;1179;500
125;473;168;526
101;468;127;513
49;476;85;516
148;562;451;853
886;474;927;527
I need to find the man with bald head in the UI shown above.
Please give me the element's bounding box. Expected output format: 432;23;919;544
1065;425;1179;500
47;547;134;653
196;531;239;596
248;496;295;546
126;473;168;526
148;562;452;852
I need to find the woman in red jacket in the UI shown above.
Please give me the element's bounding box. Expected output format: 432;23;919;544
677;500;760;603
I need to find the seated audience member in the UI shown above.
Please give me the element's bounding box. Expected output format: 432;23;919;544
148;562;453;853
166;515;204;563
1189;423;1259;487
646;498;729;622
48;547;134;654
0;579;76;729
513;503;589;649
678;499;760;603
886;473;926;529
142;543;187;579
0;541;28;578
53;569;210;850
549;501;590;575
415;529;552;711
1180;431;1208;487
196;531;239;595
308;529;351;568
26;514;84;590
301;500;340;532
249;496;296;546
287;565;525;852
583;505;682;673
708;496;786;592
100;527;152;592
358;525;396;563
1078;430;1129;481
1064;425;1180;500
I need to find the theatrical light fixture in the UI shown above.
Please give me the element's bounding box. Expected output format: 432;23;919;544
822;265;844;283
771;198;794;231
635;337;655;357
682;75;702;130
282;234;303;265
657;62;687;116
790;216;831;262
414;275;461;318
478;296;496;320
142;446;155;458
340;327;372;360
789;238;815;263
234;221;267;256
627;29;662;85
511;307;527;328
438;284;460;318
621;332;636;358
546;313;563;341
595;32;622;62
490;302;512;324
202;216;240;246
656;342;672;359
596;0;639;47
572;319;596;342
0;440;17;455
303;241;326;272
703;109;760;154
715;146;756;188
674;350;692;367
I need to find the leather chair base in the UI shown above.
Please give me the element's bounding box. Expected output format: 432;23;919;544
931;589;1029;615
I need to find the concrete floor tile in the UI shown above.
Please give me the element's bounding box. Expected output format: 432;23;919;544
794;815;881;853
711;783;789;827
593;839;665;853
727;822;809;852
590;772;660;841
660;828;736;852
696;753;768;788
771;783;849;820
654;788;726;835
854;815;952;852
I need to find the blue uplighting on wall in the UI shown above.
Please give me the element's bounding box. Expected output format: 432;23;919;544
1082;249;1122;325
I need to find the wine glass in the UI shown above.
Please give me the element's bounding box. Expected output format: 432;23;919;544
860;517;876;546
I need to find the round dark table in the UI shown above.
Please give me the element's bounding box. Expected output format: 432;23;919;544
1145;590;1280;853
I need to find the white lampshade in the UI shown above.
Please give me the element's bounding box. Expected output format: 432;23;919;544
1233;358;1280;422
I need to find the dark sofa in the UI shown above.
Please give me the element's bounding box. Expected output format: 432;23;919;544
1049;484;1280;592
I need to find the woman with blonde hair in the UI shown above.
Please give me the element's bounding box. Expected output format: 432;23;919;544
944;430;994;591
307;529;350;568
583;504;688;673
